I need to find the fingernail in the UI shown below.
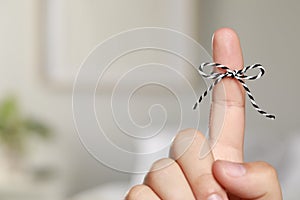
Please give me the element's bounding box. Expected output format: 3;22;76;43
207;193;223;200
223;161;246;177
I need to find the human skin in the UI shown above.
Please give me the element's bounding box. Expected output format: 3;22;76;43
125;28;282;200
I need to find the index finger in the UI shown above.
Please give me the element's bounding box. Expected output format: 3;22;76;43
209;28;245;162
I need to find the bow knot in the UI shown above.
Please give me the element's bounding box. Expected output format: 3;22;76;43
194;62;275;120
227;69;240;78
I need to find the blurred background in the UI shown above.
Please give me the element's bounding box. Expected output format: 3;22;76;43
0;0;299;199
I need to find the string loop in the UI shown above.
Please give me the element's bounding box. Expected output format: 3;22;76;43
193;62;275;120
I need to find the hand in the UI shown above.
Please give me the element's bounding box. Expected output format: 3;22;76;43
125;28;282;200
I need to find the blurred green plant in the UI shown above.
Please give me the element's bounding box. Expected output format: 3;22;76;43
0;96;50;155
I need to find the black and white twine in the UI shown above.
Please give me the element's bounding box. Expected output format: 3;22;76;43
193;62;275;120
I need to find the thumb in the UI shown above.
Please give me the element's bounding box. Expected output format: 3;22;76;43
212;160;282;200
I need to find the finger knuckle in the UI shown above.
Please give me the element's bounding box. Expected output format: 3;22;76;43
194;173;212;188
145;158;176;183
170;128;205;159
194;173;224;199
125;185;148;200
166;191;188;200
150;157;175;171
258;161;278;179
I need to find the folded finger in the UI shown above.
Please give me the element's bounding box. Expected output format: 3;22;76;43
169;129;227;199
125;184;161;200
144;158;195;200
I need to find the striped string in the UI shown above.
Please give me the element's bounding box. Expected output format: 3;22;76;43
193;62;275;120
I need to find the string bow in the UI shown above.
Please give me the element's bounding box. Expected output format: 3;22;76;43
193;62;275;120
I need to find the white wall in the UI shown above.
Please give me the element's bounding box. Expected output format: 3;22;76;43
0;0;122;195
0;0;203;196
1;0;299;198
